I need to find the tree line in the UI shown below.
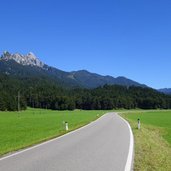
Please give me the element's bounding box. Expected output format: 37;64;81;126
0;74;171;111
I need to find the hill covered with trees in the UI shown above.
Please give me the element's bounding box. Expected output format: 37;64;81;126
0;73;171;111
0;51;170;111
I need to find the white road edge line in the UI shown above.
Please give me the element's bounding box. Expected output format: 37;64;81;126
117;113;134;171
0;113;108;161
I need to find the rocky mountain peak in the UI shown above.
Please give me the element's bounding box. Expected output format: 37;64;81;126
27;52;37;60
1;51;44;68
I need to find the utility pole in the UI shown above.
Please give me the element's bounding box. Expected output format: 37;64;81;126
18;91;20;111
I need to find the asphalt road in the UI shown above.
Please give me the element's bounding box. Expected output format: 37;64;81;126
0;113;133;171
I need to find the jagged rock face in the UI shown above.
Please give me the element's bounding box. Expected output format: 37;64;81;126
1;51;44;68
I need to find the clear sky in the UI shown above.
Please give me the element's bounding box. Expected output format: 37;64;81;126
0;0;171;89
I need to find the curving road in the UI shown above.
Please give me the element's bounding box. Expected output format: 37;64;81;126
0;113;134;171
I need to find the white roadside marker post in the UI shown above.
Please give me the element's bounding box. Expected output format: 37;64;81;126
65;121;69;131
138;118;140;129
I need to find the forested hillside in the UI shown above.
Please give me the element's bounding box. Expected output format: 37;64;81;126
0;73;171;111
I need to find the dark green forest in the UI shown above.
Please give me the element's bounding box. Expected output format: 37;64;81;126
0;74;171;111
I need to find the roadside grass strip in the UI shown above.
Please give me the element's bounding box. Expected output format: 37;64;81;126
120;110;171;171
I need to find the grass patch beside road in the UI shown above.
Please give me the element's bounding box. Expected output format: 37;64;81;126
0;108;107;156
120;110;171;171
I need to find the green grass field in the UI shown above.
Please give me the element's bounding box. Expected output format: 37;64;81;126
123;110;171;144
0;108;108;156
120;110;171;171
1;108;171;170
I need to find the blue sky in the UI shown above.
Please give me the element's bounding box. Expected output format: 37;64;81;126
0;0;171;89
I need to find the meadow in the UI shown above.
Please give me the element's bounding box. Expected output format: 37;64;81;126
121;110;171;171
1;108;171;170
0;108;107;156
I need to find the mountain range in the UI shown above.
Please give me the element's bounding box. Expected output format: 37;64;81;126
1;51;171;111
158;88;171;95
0;51;147;89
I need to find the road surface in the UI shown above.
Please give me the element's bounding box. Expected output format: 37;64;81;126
0;113;134;171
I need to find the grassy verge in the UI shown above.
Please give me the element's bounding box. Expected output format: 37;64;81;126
120;110;171;171
0;108;108;156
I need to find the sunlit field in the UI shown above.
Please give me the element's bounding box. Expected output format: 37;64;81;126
0;108;108;156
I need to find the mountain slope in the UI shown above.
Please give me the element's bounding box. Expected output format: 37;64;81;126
0;51;146;88
69;70;146;88
158;88;171;95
